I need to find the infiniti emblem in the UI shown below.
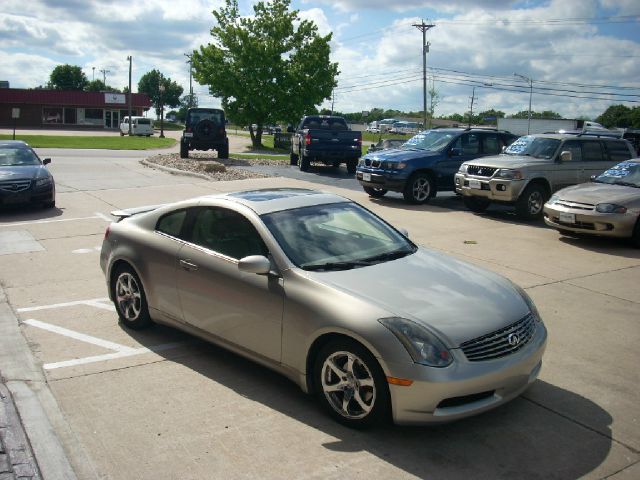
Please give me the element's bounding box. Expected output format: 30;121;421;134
507;333;520;346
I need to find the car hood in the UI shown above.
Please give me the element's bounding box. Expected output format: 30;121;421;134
364;148;440;162
308;248;530;347
554;182;640;205
465;154;552;169
0;165;50;180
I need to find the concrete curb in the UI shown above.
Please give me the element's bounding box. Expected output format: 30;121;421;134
139;159;212;180
0;287;80;480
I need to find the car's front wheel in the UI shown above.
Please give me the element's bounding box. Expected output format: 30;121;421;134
403;172;435;204
631;218;640;248
314;338;390;428
363;186;387;198
516;183;547;220
112;265;152;330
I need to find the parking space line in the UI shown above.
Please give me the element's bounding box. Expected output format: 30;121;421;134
17;298;113;313
0;214;107;228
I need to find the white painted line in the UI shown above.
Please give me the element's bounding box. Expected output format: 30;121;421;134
72;246;102;254
83;299;115;311
42;342;188;370
95;212;113;223
0;215;103;228
23;319;137;353
17;298;112;313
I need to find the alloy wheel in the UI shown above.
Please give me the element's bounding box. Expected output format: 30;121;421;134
115;272;142;321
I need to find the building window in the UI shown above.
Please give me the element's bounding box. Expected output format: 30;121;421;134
78;108;104;126
43;107;63;124
64;108;77;125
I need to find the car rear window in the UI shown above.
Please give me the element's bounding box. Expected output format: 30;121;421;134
156;210;187;238
188;111;224;126
604;140;633;162
137;118;151;125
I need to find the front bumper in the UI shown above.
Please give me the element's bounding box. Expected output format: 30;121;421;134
385;321;547;425
454;173;526;203
543;203;637;238
0;183;54;207
356;168;408;192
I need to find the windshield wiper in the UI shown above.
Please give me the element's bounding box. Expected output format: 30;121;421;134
301;260;370;271
361;247;415;264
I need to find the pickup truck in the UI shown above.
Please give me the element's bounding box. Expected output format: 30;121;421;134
289;115;362;173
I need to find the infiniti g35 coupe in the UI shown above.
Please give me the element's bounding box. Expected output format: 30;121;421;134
100;189;547;427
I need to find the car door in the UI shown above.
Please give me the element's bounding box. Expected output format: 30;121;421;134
437;132;482;190
176;206;284;362
580;140;613;182
553;140;583;190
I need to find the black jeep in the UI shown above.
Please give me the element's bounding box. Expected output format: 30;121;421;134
180;108;229;159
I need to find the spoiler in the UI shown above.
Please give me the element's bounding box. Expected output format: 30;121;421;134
110;204;167;222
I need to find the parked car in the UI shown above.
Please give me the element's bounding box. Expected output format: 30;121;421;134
290;115;362;173
543;159;640;246
365;125;380;134
0;140;55;208
180;108;229;159
455;133;636;220
100;188;547;427
357;128;517;203
119;116;154;137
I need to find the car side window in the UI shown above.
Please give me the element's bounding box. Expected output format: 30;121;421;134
560;140;582;161
605;140;634;162
482;134;501;155
156;210;187;238
582;141;605;162
453;133;480;155
190;207;268;260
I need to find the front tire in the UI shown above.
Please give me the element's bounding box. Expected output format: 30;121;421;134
363;186;387;198
218;143;229;159
631;218;640;248
403;172;435;204
314;339;390;428
516;183;547;220
111;265;152;330
463;195;490;213
289;151;299;166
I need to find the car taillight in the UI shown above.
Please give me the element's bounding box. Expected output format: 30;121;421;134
186;127;192;133
305;133;311;145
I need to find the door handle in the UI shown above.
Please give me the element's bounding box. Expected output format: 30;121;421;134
179;259;199;271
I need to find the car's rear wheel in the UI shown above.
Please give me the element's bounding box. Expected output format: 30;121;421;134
463;195;490;213
631;218;640;248
180;140;189;159
112;265;152;330
363;186;387;198
299;155;310;172
346;158;358;174
218;144;229;159
314;338;390;428
403;172;435;204
515;183;547;220
289;151;299;166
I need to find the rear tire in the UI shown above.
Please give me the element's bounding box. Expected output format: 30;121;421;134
299;155;310;172
363;186;387;198
346;158;358;174
218;144;229;159
403;172;435;204
631;218;640;248
515;183;547;220
463;196;490;213
180;140;189;159
111;265;152;330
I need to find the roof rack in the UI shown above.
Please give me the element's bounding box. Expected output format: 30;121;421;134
557;127;623;139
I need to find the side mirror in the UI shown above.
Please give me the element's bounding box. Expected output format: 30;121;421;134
559;150;572;162
449;147;462;157
43;158;51;165
238;255;271;275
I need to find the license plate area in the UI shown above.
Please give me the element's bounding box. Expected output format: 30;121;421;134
184;132;193;138
363;173;372;182
3;193;29;205
559;212;576;224
469;179;482;189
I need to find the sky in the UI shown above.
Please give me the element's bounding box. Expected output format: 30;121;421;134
1;0;639;121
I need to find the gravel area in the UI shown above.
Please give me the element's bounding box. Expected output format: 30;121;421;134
144;152;287;181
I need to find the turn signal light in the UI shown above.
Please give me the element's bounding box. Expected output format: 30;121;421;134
386;376;413;386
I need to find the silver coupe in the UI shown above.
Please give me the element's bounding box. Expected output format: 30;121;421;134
100;188;547;427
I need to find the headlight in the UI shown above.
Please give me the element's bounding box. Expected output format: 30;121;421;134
382;161;407;170
379;317;452;367
495;169;523;180
458;164;469;173
512;283;542;323
595;203;627;214
35;177;52;187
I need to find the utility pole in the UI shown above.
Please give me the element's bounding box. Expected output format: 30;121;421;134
184;53;193;108
331;90;335;115
99;69;111;85
413;20;435;129
127;56;132;136
468;87;476;128
92;67;95;81
514;73;533;134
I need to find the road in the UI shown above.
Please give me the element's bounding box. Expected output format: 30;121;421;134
0;148;639;479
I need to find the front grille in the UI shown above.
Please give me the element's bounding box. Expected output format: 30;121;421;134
551;217;597;230
0;180;31;193
363;158;382;168
437;390;495;409
555;200;595;211
467;165;497;177
460;314;536;361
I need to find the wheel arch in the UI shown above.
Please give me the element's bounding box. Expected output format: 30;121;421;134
523;177;551;197
108;258;143;301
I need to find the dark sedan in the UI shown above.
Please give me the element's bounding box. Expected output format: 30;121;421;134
0;141;55;208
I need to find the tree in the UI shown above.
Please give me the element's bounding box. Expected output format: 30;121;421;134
85;79;121;93
174;94;200;123
510;110;562;119
138;69;184;118
48;64;87;90
192;0;338;147
595;104;639;128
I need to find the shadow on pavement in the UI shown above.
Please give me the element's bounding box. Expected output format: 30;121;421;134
0;204;63;221
122;324;613;480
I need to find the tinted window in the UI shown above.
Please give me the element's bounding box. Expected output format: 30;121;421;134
190;208;268;260
561;140;582;162
453;133;480;155
582;141;605;161
156;210;187;237
604;140;633;162
0;147;41;166
483;134;501;155
188;110;224;126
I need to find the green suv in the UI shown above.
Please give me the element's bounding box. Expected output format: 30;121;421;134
454;133;636;219
180;108;229;159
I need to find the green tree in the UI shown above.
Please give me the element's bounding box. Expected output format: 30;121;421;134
174;94;200;123
138;70;184;118
192;0;338;147
48;64;87;90
596;104;636;128
511;110;562;119
85;79;121;93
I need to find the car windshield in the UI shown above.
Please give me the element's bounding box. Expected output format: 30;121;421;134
595;161;640;188
261;202;417;271
0;147;41;166
402;130;456;151
504;136;560;159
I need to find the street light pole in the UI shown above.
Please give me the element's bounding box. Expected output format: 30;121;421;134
184;53;193;108
514;73;533;135
127;56;132;136
159;83;165;138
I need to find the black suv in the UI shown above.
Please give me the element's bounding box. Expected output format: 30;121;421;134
180;108;229;159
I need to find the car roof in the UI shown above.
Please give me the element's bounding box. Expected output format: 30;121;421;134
0;140;29;148
199;188;349;215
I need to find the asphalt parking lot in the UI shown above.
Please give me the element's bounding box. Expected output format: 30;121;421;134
0;148;639;479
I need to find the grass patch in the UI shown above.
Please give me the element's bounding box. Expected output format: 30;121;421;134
233;153;289;162
0;134;176;150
